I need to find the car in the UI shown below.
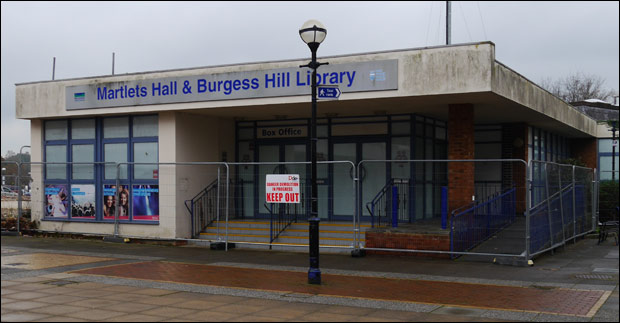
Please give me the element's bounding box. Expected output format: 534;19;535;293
2;186;18;197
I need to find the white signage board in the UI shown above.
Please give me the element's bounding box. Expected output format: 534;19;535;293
266;174;300;203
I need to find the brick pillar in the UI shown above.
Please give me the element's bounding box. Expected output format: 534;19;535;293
570;138;597;169
448;104;475;213
502;123;528;214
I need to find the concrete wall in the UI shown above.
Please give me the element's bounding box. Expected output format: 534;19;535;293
30;120;44;224
16;42;597;139
492;62;598;137
15;43;496;120
173;112;235;238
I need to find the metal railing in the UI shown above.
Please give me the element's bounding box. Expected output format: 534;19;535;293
366;178;410;228
5;158;603;263
527;161;596;258
264;201;301;245
185;178;219;238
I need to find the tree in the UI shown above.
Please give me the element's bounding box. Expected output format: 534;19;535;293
540;72;617;103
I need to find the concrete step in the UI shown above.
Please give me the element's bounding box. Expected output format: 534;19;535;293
203;226;270;236
198;220;366;254
200;232;270;243
211;220;271;229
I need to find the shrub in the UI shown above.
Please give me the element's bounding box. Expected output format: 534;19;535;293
599;180;619;223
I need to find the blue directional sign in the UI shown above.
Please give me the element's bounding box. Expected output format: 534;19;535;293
317;86;341;100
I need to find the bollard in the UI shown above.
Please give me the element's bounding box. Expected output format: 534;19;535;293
441;186;448;229
392;186;398;228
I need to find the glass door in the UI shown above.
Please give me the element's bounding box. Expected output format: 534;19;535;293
361;142;387;217
256;142;309;218
332;140;387;220
258;145;279;217
333;143;356;219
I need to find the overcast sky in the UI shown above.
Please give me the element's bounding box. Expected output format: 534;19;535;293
2;1;619;157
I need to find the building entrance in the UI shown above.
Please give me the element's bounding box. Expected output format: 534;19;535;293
255;142;309;219
332;140;387;220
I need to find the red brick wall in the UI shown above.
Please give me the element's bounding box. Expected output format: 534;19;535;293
448;104;475;213
365;231;450;259
570;138;597;169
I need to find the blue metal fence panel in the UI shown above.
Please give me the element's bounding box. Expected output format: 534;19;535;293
450;188;516;255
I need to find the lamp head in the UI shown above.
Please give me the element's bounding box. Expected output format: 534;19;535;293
299;19;327;51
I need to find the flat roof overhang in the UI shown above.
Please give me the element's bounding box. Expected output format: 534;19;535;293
15;43;598;138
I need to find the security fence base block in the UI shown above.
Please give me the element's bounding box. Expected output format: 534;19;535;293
210;242;235;250
351;249;366;257
493;256;528;267
102;236;125;243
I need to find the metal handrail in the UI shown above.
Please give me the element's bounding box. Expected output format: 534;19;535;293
366;179;394;228
185;178;219;237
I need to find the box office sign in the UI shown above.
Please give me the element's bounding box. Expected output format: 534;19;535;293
66;60;398;110
266;174;300;203
257;126;307;139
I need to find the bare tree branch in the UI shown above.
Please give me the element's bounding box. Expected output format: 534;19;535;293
540;72;616;103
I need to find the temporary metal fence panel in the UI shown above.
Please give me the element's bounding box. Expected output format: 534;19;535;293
451;188;516;256
226;161;357;251
528;161;596;258
16;161;229;242
8;159;604;262
358;159;527;258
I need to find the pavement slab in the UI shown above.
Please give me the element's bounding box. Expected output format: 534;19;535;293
2;235;618;322
72;260;610;317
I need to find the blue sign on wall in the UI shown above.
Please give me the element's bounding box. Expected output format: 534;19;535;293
317;86;340;100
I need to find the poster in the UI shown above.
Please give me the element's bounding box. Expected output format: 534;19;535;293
45;184;68;218
132;185;159;221
71;184;96;219
103;185;129;220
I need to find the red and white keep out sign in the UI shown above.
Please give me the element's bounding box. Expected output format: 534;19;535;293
266;174;300;203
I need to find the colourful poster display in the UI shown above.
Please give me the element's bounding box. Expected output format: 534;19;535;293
132;185;159;221
71;184;96;219
103;185;130;220
45;184;68;218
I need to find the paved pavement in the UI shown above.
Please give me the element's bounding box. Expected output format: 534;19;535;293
1;234;618;322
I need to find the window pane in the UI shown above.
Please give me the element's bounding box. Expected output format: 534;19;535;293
46;145;66;179
104;117;129;138
72;144;94;180
392;122;410;135
392;137;410;179
238;128;254;140
45;120;68;140
599;139;614;153
71;119;95;139
600;156;619;177
134;142;158;180
474;131;501;142
105;143;128;180
435;127;446;140
133;115;158;137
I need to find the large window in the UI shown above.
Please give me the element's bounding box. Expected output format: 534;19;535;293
43;115;159;223
235;113;448;222
598;138;619;181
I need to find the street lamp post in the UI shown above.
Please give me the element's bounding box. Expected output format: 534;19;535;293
299;19;327;285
